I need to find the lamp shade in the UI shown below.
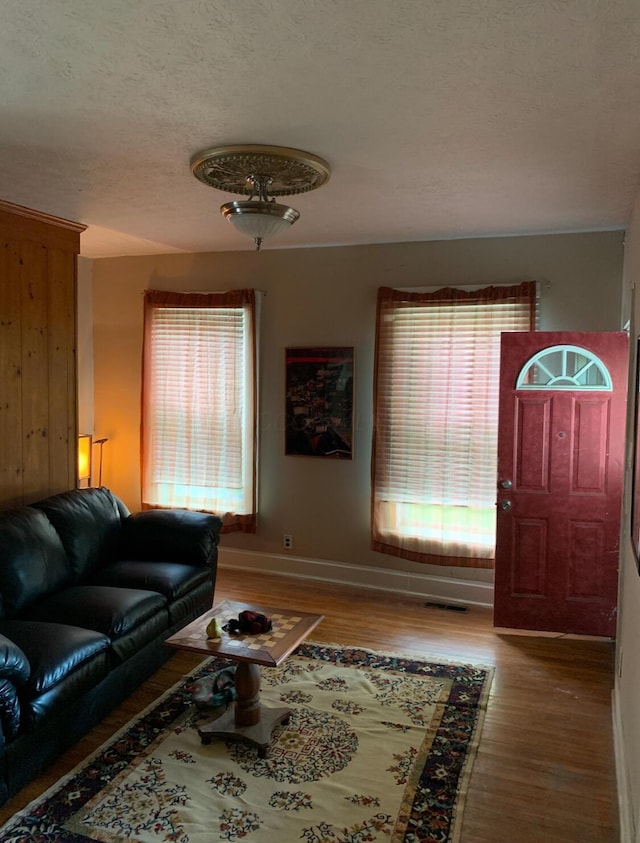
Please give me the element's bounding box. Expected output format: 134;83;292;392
78;433;92;485
220;200;300;249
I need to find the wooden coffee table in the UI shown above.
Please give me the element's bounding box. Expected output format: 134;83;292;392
165;599;324;756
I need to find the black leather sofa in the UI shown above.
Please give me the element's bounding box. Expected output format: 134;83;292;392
0;486;222;805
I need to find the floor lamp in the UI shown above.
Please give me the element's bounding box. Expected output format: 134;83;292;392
94;438;108;487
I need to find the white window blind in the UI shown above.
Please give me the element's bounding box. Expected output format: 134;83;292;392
372;283;535;567
142;290;257;531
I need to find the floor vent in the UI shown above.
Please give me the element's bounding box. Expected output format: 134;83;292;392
424;601;469;613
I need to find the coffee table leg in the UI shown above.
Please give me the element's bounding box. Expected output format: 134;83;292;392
197;662;292;756
234;662;261;727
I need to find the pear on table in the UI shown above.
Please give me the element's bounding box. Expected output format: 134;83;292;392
206;618;224;640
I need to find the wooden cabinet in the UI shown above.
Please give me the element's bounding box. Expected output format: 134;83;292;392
0;200;85;506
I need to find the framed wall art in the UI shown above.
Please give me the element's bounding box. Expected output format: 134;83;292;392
285;347;354;458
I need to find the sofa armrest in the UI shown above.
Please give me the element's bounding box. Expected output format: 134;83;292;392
0;679;21;742
0;633;30;694
120;509;223;568
0;639;28;738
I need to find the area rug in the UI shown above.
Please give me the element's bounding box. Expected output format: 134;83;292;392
0;643;493;843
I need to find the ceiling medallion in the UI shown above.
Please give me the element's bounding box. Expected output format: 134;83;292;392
191;144;330;251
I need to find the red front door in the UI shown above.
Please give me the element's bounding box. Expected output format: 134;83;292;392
493;331;628;636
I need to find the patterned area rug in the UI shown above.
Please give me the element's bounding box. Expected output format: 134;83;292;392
0;643;493;843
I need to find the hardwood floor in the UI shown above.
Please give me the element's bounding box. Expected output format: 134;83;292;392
0;567;619;841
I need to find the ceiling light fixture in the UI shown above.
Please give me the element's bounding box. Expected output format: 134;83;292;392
190;144;330;251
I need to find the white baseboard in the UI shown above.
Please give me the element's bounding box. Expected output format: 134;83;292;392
613;685;634;843
218;547;494;609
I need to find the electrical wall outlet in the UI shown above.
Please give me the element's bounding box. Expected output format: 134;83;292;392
283;534;293;550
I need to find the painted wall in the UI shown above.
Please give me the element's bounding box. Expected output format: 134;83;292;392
91;231;624;589
615;194;640;840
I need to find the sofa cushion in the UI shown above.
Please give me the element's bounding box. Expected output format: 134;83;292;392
0;509;73;617
109;611;169;665
0;620;110;696
20;586;167;640
89;560;211;600
167;579;214;628
32;488;124;580
25;652;112;728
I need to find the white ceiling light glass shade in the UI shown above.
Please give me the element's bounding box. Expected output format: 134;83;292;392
220;199;300;252
191;144;330;251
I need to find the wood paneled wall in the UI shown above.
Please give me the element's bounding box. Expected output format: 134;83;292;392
0;200;85;507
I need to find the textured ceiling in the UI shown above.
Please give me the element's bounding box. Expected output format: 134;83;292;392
2;0;640;257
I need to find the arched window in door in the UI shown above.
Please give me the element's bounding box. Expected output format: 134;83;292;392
516;344;612;391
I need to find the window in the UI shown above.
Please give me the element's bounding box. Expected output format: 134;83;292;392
516;344;612;390
142;289;257;533
371;282;536;568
